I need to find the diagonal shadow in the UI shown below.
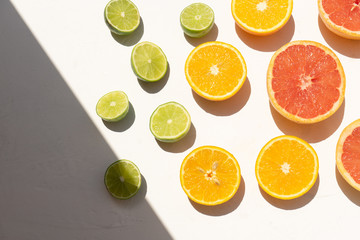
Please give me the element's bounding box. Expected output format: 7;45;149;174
0;1;172;239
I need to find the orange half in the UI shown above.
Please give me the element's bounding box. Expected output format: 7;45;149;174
185;41;247;101
256;135;319;200
336;119;360;191
231;0;293;36
180;146;241;206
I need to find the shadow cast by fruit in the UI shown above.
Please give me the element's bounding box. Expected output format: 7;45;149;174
318;16;360;59
138;62;170;94
270;100;345;143
103;102;136;132
156;123;196;153
259;175;319;210
110;18;144;47
192;77;251;116
184;23;219;47
336;167;360;206
189;176;245;216
235;16;295;52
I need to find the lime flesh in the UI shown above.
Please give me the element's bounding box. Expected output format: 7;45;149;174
131;41;168;82
180;3;215;38
104;0;140;35
150;102;191;142
104;160;141;199
96;91;129;122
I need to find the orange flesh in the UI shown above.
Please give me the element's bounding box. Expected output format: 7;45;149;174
258;139;316;196
232;0;290;29
187;45;244;97
271;44;341;119
322;0;360;31
342;126;360;183
182;148;240;204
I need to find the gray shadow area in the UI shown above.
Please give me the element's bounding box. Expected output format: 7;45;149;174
184;23;219;47
270;100;345;143
318;16;360;58
235;16;295;52
192;77;251;116
190;176;245;216
110;18;144;47
259;175;320;210
0;1;172;239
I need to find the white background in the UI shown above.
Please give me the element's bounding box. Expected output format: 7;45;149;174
6;0;360;239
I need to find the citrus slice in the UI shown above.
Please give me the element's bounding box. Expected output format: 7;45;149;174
180;3;215;38
185;41;247;101
104;160;141;199
131;41;168;82
96;91;129;122
267;40;346;124
256;135;319;200
336;119;360;191
104;0;140;35
231;0;293;36
149;102;191;143
318;0;360;40
180;146;241;206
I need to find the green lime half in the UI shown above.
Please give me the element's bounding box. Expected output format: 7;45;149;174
180;3;215;38
104;160;141;199
131;41;168;82
104;0;140;35
96;91;129;122
150;102;191;143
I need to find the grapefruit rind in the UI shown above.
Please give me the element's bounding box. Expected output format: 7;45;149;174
336;119;360;191
180;146;241;206
185;41;247;101
267;40;346;124
318;0;360;40
255;135;319;200
231;0;293;36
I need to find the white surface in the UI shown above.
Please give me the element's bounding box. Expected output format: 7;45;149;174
5;0;360;239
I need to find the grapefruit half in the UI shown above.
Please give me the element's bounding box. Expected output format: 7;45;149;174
267;40;346;124
336;119;360;191
318;0;360;40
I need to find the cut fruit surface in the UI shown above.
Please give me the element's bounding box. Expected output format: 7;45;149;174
96;91;129;122
180;146;241;206
180;3;215;38
185;41;247;101
267;40;345;124
131;41;168;82
256;135;319;200
104;0;140;35
231;0;293;36
318;0;360;40
149;102;191;142
336;119;360;191
104;160;141;199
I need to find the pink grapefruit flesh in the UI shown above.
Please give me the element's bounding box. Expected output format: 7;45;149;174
267;40;345;124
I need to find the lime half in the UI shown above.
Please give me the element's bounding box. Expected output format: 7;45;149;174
131;41;168;82
104;0;140;35
180;3;215;38
150;102;191;142
104;160;141;199
96;91;129;122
